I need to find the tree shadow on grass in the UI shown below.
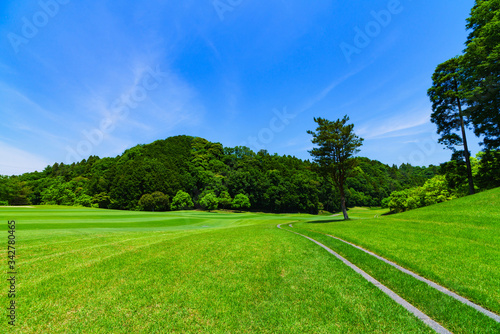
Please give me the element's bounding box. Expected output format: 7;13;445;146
306;219;345;224
381;211;396;216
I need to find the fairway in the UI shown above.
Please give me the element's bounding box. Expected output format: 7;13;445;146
1;189;499;333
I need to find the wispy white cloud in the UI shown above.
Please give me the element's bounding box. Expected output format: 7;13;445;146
75;55;205;136
297;66;367;115
0;141;50;175
358;108;431;139
0;82;63;126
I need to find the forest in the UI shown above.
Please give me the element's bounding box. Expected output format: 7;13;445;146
1;135;498;213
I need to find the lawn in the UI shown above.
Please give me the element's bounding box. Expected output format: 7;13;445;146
1;188;499;333
1;206;434;333
288;188;500;333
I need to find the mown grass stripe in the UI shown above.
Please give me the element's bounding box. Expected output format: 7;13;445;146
277;224;452;334
312;231;500;323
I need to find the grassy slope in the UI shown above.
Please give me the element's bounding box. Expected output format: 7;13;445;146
291;188;500;332
1;207;432;333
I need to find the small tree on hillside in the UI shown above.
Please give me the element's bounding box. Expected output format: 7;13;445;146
171;190;194;210
308;116;364;220
199;192;219;211
232;194;250;212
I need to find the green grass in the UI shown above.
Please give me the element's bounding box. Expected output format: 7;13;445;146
0;188;499;333
289;188;500;332
1;206;434;333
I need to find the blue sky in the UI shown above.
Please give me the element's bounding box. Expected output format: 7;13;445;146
0;0;480;175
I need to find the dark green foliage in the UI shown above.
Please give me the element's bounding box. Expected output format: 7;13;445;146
476;150;500;190
428;57;475;194
139;191;170;211
428;57;470;151
0;135;442;213
138;194;155;211
462;0;500;149
5;177;31;205
218;191;232;210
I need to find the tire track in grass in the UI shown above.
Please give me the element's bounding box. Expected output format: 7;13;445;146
277;224;451;334
290;223;500;324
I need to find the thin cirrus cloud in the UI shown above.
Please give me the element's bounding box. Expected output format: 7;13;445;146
0;141;50;175
62;59;205;159
358;109;431;140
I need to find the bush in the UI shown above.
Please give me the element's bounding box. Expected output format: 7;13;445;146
76;194;93;207
218;191;232;210
199;192;219;211
139;191;170;211
387;175;453;213
232;194;251;212
476;150;500;190
171;190;194;210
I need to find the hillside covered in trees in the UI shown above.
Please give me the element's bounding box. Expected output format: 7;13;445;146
0;135;444;213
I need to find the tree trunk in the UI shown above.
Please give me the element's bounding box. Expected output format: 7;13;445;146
455;80;475;195
339;185;349;220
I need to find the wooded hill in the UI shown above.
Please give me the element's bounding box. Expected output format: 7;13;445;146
0;135;440;213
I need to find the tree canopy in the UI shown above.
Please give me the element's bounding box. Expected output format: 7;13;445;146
462;0;500;149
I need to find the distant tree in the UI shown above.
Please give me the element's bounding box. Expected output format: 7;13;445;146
139;194;155;211
428;57;475;195
308;116;364;219
92;192;111;208
171;190;194;210
232;194;250;212
41;178;75;206
0;176;9;203
218;191;232;210
151;191;170;211
462;0;500;149
476;150;500;190
199;192;219;211
76;194;93;207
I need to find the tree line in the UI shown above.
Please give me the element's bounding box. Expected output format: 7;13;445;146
0;135;440;213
